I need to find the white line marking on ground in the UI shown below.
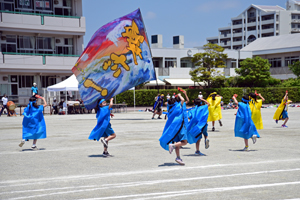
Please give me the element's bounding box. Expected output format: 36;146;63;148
5;168;300;199
78;181;300;200
0;185;96;195
1;158;300;187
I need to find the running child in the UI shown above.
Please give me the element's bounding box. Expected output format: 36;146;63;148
159;90;189;165
207;92;223;131
249;92;265;130
19;96;47;150
273;91;292;128
89;98;116;157
187;98;210;156
232;94;260;151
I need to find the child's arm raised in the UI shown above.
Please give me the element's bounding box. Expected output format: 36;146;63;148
258;93;265;102
108;98;114;109
178;93;185;106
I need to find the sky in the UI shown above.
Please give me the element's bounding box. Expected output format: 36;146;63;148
82;0;287;48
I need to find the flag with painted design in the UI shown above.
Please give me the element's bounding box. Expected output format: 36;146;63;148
72;9;156;109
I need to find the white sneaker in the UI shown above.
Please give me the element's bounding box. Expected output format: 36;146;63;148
100;138;108;148
169;144;174;154
243;147;249;151
205;139;210;149
251;135;257;144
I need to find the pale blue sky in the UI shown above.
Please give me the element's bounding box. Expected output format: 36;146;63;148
83;0;286;48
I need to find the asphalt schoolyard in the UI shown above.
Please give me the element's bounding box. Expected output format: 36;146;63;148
0;107;299;200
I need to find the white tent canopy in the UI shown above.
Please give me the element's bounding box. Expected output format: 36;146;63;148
164;78;204;86
144;79;165;86
47;75;78;92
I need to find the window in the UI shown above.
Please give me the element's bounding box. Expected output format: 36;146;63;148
292;24;296;28
18;75;34;88
181;58;193;68
1;35;17;53
165;58;177;68
37;37;54;54
151;35;158;44
268;58;281;68
285;56;300;66
54;0;72;16
292;15;296;19
173;36;179;45
152;58;161;68
15;0;33;11
249;12;255;17
262;24;274;29
35;0;53;14
40;76;56;87
0;0;15;11
56;38;73;55
17;36;35;53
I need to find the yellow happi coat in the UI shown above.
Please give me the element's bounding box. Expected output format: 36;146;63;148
207;94;222;122
273;98;291;120
249;99;263;130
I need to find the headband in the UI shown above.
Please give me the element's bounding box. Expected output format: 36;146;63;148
99;99;105;105
242;98;250;103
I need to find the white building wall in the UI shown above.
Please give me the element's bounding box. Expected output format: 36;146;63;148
279;11;291;34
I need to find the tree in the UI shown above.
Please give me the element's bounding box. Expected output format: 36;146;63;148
289;61;300;78
235;56;273;87
189;43;228;88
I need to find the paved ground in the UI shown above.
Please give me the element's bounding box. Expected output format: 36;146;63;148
0;107;300;200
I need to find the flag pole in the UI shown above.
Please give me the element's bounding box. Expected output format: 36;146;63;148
139;8;159;94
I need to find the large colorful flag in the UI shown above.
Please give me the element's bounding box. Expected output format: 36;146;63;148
72;9;156;109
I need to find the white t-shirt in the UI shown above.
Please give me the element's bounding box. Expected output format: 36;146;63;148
2;97;8;105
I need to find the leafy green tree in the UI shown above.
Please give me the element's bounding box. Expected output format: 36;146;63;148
289;61;300;78
190;43;228;88
235;56;273;87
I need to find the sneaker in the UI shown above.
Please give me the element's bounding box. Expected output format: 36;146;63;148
31;146;38;150
282;125;288;128
19;140;25;147
175;158;185;165
169;144;174;154
151;117;154;119
157;117;162;119
195;151;205;156
102;151;110;157
205;139;210;149
243;147;249;151
275;120;278;124
100;138;108;148
251;135;257;144
219;121;223;126
212;127;215;131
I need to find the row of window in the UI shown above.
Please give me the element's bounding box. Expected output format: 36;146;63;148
232;14;275;25
0;35;74;55
291;24;300;28
268;57;300;68
292;15;300;19
0;0;72;16
7;75;57;88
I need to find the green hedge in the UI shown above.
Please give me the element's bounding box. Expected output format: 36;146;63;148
114;87;300;106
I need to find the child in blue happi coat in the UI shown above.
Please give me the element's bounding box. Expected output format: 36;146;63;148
159;90;189;165
19;96;47;150
89;98;116;157
187;98;210;156
232;95;260;151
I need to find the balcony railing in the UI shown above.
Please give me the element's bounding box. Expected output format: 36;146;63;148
0;10;80;19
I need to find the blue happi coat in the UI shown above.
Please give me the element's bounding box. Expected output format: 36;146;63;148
234;102;260;139
186;105;209;144
22;102;46;140
89;106;112;141
159;102;188;151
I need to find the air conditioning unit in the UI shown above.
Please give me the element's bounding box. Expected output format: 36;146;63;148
2;76;8;81
1;36;6;40
54;0;59;5
55;39;61;43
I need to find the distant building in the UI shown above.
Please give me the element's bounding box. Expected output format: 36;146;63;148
207;0;300;50
0;0;85;104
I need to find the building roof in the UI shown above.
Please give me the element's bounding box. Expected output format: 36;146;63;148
241;34;300;55
253;5;285;11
